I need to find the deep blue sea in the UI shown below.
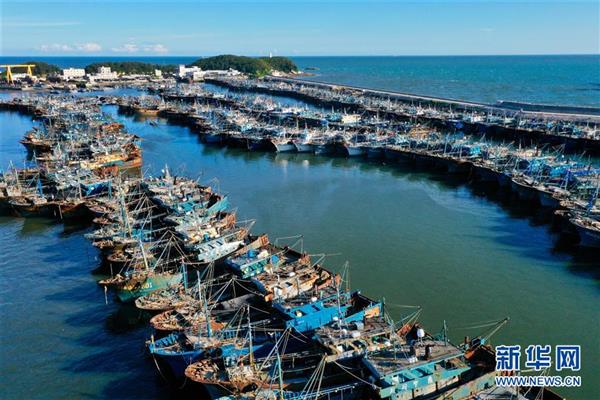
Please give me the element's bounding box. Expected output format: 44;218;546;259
1;55;598;107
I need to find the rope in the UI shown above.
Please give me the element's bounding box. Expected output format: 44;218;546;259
332;360;376;389
385;303;421;309
454;319;507;330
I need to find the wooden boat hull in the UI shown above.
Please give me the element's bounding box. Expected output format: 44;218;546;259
148;335;203;379
268;140;296;153
538;190;561;209
116;273;184;303
135;108;160;116
383;147;401;161
203;132;223;144
473;165;499;183
571;220;600;248
293;142;313;153
313;143;332;155
511;179;539;203
342;145;367;157
367;147;384;159
497;172;512;188
9;201;54;218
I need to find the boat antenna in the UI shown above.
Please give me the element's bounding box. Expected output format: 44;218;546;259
182;263;188;291
443;320;448;345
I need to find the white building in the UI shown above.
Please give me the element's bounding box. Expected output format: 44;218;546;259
154;69;163;78
62;68;86;81
192;68;241;81
89;66;118;81
10;73;36;82
178;65;202;78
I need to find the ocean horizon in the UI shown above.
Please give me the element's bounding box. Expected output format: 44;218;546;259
1;54;599;107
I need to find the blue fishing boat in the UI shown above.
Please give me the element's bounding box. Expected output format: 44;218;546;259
149;290;381;379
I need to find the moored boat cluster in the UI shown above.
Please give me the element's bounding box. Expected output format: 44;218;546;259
206;76;600;142
115;83;600;249
2;88;599;248
0;95;569;400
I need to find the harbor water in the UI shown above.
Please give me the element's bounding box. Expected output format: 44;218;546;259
1;100;599;399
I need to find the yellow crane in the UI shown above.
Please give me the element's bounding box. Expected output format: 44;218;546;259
0;64;36;83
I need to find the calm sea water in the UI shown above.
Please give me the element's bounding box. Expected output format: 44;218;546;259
293;55;600;107
1;55;599;106
0;95;599;399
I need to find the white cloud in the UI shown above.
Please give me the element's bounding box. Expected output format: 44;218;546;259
39;43;74;52
143;44;168;53
78;42;102;52
38;42;102;53
111;43;139;53
111;43;168;54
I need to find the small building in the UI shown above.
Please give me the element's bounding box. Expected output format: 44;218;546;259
178;65;202;78
62;68;86;81
192;68;241;81
9;73;38;82
89;66;118;82
154;69;163;78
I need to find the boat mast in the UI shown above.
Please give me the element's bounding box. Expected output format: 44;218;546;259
202;280;212;338
276;348;284;400
247;304;254;369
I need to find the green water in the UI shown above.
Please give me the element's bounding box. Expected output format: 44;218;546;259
0;107;599;399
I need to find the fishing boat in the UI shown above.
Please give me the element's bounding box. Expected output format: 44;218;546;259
193;226;250;264
569;214;600;248
149;282;258;333
8;195;54;217
341;142;367;157
252;261;338;302
112;270;184;303
361;321;508;400
98;234;188;302
266;131;296;153
510;174;540;203
134;286;195;312
292;130;314;153
203;130;225;144
226;237;308;279
184;291;383;396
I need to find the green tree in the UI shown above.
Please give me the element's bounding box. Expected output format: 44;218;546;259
85;62;176;75
189;55;297;77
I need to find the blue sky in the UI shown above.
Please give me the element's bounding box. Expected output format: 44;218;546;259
1;1;598;56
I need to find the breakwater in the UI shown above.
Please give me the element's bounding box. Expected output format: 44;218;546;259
204;76;600;154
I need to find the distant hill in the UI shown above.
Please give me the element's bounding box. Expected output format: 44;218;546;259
189;55;298;77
